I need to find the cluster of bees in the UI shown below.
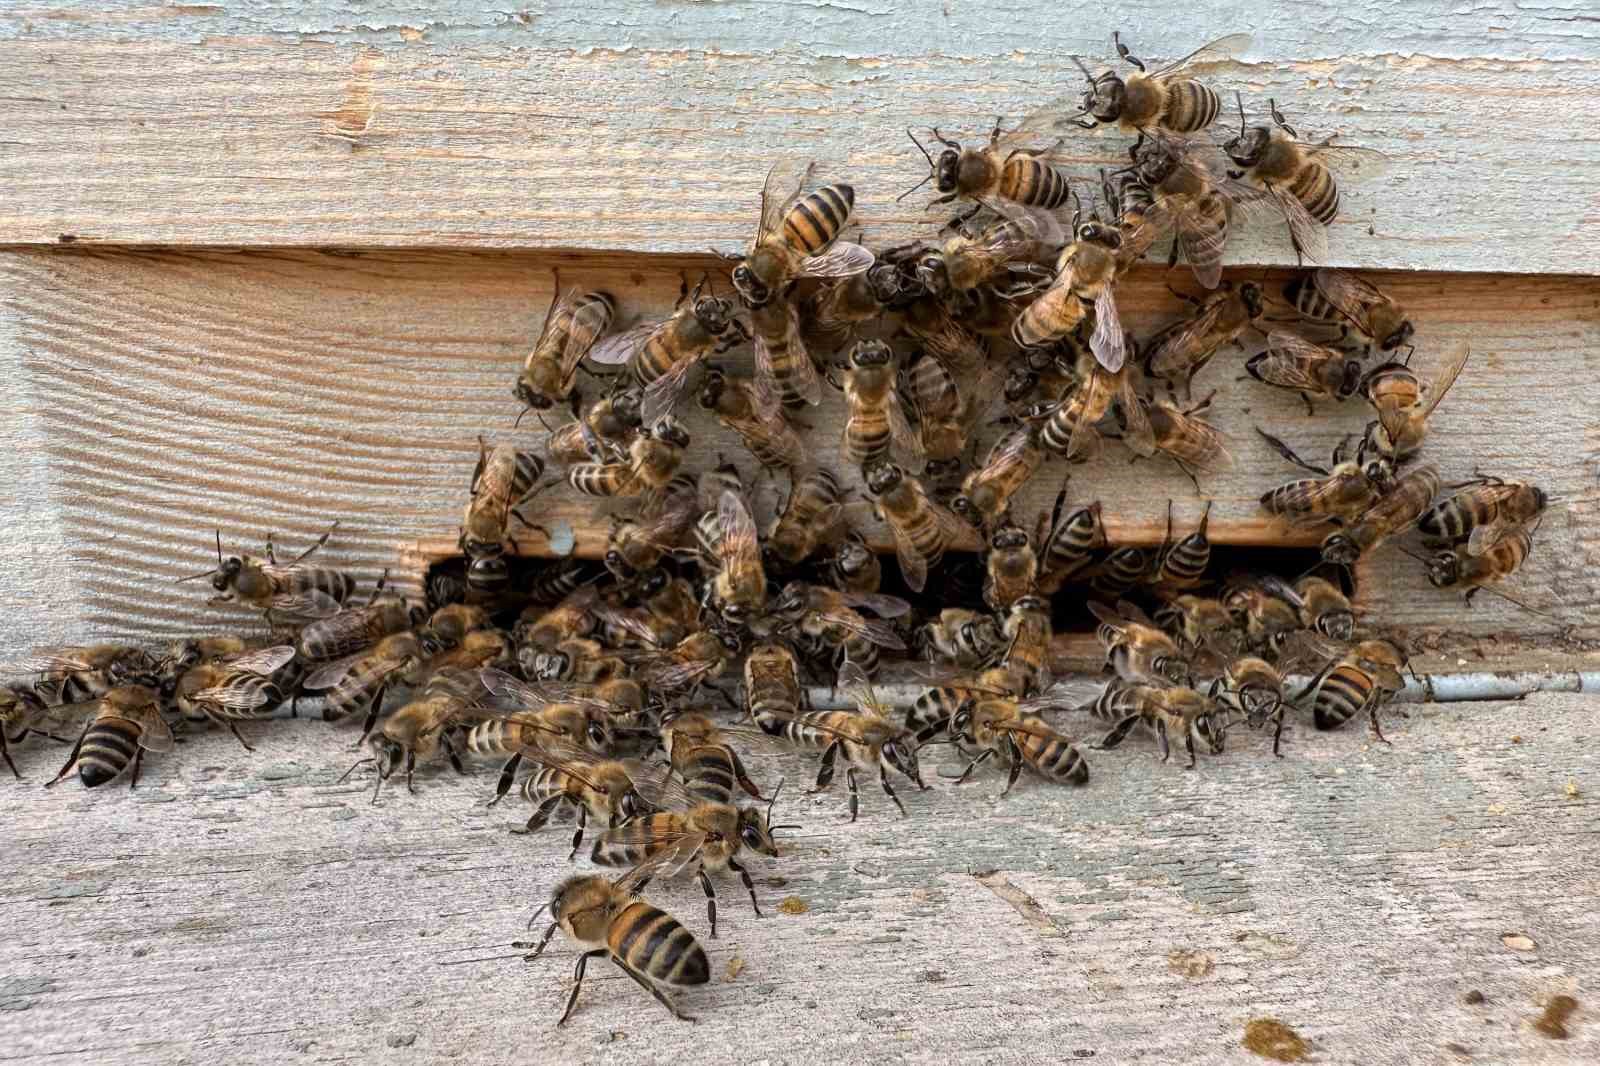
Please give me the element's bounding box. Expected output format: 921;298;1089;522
3;31;1555;1027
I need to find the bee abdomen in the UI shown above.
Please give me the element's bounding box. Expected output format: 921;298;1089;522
1160;80;1221;133
1313;665;1372;730
569;463;634;497
999;157;1072;209
678;748;738;804
1284;276;1337;322
1013;286;1084;350
78;719;142;788
783;184;854;256
1020;730;1090;784
1288;161;1339;225
1159;540;1211;586
570;292;618;345
610;902;709;986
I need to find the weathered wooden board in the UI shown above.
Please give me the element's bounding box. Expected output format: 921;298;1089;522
0;692;1594;1065
4;248;1596;666
2;3;1599;274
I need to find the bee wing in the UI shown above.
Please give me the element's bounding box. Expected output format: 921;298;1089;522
705;723;797;756
834;659;884;711
754;302;821;407
1267;188;1328;265
837;592;914;619
996;716;1071;743
1086;599;1128;633
1089;287;1126;373
799;242;874;279
1310;269;1384;330
887;520;930;594
1150;32;1252;79
645;659;722;693
588;321;657;367
1184;411;1234;470
134;706;176;753
822;612;908;651
1116;375;1156;458
641;351;708;426
226;645;297;676
756;159;815;248
1420;341;1471;421
1148;299;1229;378
1465;515;1521;557
1064;374;1112;460
1308;143;1392;184
266;586;345;620
478;667;553;708
1115;202;1175;273
192;680;279;712
6;654;97;676
1172;194;1228;291
1257;330;1340;391
301;653;365;691
888;391;929;472
593;604;666;649
619;765;706;815
719;488;761;566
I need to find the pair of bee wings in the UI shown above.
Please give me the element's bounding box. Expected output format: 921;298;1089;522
844;379;928;473
1304;269;1400;335
187;646;297;711
909;358;1008;446
1060;367;1150;461
478;667;636;721
585;317;713;427
752;298;822;408
1254;330;1352;393
884;483;968;595
806;602;908;651
254;572;349;620
1370;341;1471;435
753;159;876;279
1052;249;1127;373
1136;399;1233;469
717;487;764;581
301;642;416;693
531;288;613;389
1456;486;1538;557
51;698;176;752
1254;143;1390;266
1145;290;1255;377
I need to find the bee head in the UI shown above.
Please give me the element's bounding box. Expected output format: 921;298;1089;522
915;250;950;297
210;557;242;593
1338;360;1364;399
866;262;906;305
651;417;691;450
1239;282;1265;319
863;460;903;496
1320;609;1356;642
1080;70;1125;123
924;457;964;488
1425;549;1461;588
694;295;736;334
1132;141;1177;186
609;388;644;429
602;544;636;582
513;380;553;411
990;522;1030;551
882;735;924;787
1320;531;1361;567
950;494;982;528
1194;711;1227;755
737;807;780;857
730;262;768;308
696;367;727;410
533;651;571;681
1076;221;1121;248
1004;366;1040;404
1382;319;1416;353
850;339;894;369
1224;125;1271;168
635;567;670;599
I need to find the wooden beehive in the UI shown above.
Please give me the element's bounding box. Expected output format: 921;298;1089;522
3;6;1599;1063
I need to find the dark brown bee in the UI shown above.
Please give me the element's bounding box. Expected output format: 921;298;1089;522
45;685;172;790
296;591;423;664
1321;464;1441;567
770;581;910;661
865;461;964;594
803;262;916;355
603;473;699;581
1284;268;1414;355
983;517;1038;611
840;340;924;472
588;276;748;424
732;162;872;308
460;438;547;592
1419;478;1548;556
180;525;355;625
567;417;691;499
1210;657;1289;755
744;641;806;738
418;603;494;657
767;469;846;567
1064;32;1249;135
748;294;822;408
1037;487;1107;592
1221;580;1302;657
949;696;1090;793
172;644;295;750
1088;601;1191;687
1145;281;1264;398
1012;219;1127;371
903;353;1003;491
899;287;988;374
952;423;1046;531
1102;166;1171;274
1246;330;1364;413
915;609;1006;669
547;387;643;466
1088;679;1227;768
697;367;809;471
1256;430;1390;526
1223;95;1390;262
902;118;1072;227
1422;528;1538;605
515;869;708;1026
1360;341;1471;464
827;532;883;596
1126;131;1263;288
1301;638;1408;743
514;285;616;416
1258;574;1355;643
1124;392;1232;493
1152;594;1241;661
1149;500;1213;592
517;586;600;654
14;644;158;704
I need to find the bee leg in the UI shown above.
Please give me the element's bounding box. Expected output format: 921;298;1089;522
943;202;982;232
698;868;718;938
225;721;255;753
1092;714;1140;752
354;685;387;751
1;736;19;780
265;534;278;566
1113;30;1145;72
730;857;761;917
1464;587;1480;608
1367;700;1392;746
515;920;561;961
953;747;996;785
1155;719;1171;762
556;948;607;1027
43;719;93;788
1271;709;1286;758
1175;461;1203;497
512;793;564;835
999;740;1025;797
489;752;523;807
806;741;839;794
730;751;766;802
367;569;389;604
129;748;145;790
1301;392;1315;417
614;958;696;1024
568;805;588;861
846;766;861;822
404;750;417;793
1184;729;1197;770
442;734;466;775
290;520;339;565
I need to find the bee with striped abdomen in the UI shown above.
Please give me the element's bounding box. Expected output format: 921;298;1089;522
865;461;965;595
1037;488;1107;592
949;695;1090;793
302;631;424;736
1149;500;1214;593
515;868;708;1025
1211;656;1290;755
1152;594;1242;662
1012;218;1127;371
827;532;883;596
502;743;650;857
1;685;71;779
1221;580;1302;658
1089;546;1151;601
1359;341;1471;465
1419;477;1548;557
749;293;822;409
902;118;1072;228
172;644;295;750
1300;638;1408;744
1245;330;1364;413
703;486;768;624
460;438;548;593
744;642;806;738
1089;679;1228;769
732;161;873;309
952;423;1046;532
45;685;172;790
904;354;1004;494
913;212;1062;299
659;709;786;806
1421;528;1540;606
515;284;616;418
915;609;1006;670
14;644;159;705
1256;430;1390;526
339;667;488;802
1029;358;1147;464
1122;391;1232;494
766;469;846;568
568;416;691;499
982;517;1039;612
697;367;809;472
1126;131;1264;289
1088;601;1192;687
1064;32;1249;135
296;589;423;665
839;340;924;472
603;474;698;582
1145;281;1265;399
546;387;643;466
803;261;916;355
516;586;599;655
180;525;355;626
1321;464;1441;567
999;594;1055;698
1284;268;1414;356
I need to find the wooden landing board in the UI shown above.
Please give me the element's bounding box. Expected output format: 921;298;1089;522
0;692;1594;1063
1;3;1598;274
4;248;1596;667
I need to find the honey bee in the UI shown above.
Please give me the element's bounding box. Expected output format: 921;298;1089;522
952;423;1046;531
913;212;1063;299
1300;638;1408;743
764;661;929;821
697;367;809;471
999;594;1054;697
771;582;910;680
302;631;424;734
1;685;63;779
603;474;699;581
1037;487;1107;591
1421;528;1539;606
1359;341;1471;464
1223;95;1390;263
626;630;744;696
744;641;806;737
296;591;423;664
903;353;1004;490
659;709;785;806
45;685;172;789
1089;679;1228;768
982;517;1038;611
803;261;916;355
1063;32;1250;135
1123;391;1232;493
339;668;489;802
864;461;965;594
14;644;159;704
1088;601;1192;687
517;586;600;653
498;742;651;855
1209;656;1289;755
748;294;822;409
460;438;548;592
568;416;691;499
827;532;883;596
1321;464;1441;567
1257;430;1390;525
514;284;616;417
547;387;643;466
588;276;749;424
418;603;494;658
839;340;924;472
915;609;1006;669
899;287;988;374
704;487;767;623
527;636;630;686
1245;330;1364;413
1152;594;1241;661
591;772;790;938
633;569;700;645
180;525;355;625
1101;166;1171;274
1126;131;1263;289
1149;500;1214;592
1419;477;1548;556
765;469;846;568
411;628;515;684
515;868;708;1025
1029;357;1147;463
902;119;1072;227
172;644;296;750
1284;268;1414;356
1145;281;1264;398
471;669;622;797
731;162;873;309
1221;580;1302;657
1089;546;1151;601
949;696;1090;793
1257;574;1355;642
1012;218;1127;371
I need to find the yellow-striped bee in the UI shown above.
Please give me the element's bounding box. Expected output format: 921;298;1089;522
514;284;616;417
1066;33;1249;135
45;685;173;790
732;161;873;308
1127;131;1264;289
1257;430;1390;526
913;211;1063;299
1285;268;1414;356
1012;219;1127;371
703;486;768;624
697;367;809;471
903;119;1072;227
172;644;295;750
766;469;846;567
749;294;822;408
1419;478;1548;556
603;474;700;581
952;423;1046;531
1321;464;1440;567
1145;281;1264;398
180;525;355;625
1360;341;1471;464
839;340;925;472
1245;330;1364;413
865;461;965;594
1123;392;1232;493
567;417;691;499
460;438;547;592
1088;679;1228;768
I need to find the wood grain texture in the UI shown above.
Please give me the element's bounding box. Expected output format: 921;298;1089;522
1;2;1599;273
0;692;1595;1065
4;248;1598;666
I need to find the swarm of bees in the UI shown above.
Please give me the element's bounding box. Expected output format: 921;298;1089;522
3;30;1558;1029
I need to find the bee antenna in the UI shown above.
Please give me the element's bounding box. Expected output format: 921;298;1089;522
513;405;530;430
176;568;218;583
1071;54;1095;84
1235;90;1247;138
765;778;785;824
215;528;224;568
525;901;552;930
1474;585;1563;621
337;756;375;784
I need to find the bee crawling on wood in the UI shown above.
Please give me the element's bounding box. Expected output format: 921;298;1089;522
1060;32;1251;136
901;118;1072;230
180;524;356;625
731;160;873;309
